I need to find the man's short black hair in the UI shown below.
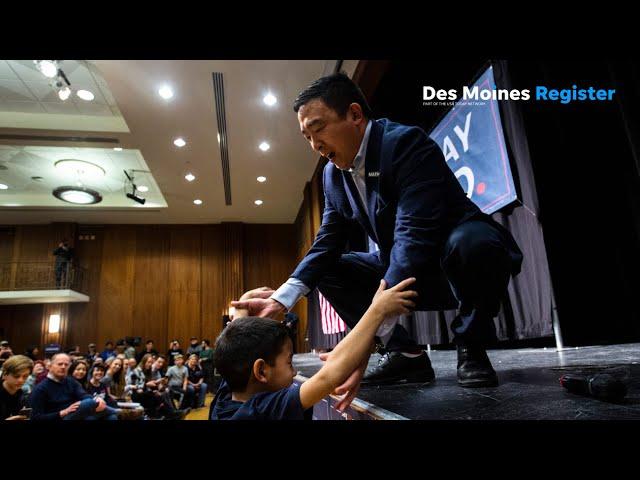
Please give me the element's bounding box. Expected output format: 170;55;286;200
146;340;154;345
293;72;373;119
213;317;290;392
105;341;113;346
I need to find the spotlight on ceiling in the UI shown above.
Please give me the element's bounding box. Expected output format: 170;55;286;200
263;93;277;106
193;199;202;205
257;176;266;183
53;186;102;205
126;192;146;205
174;137;186;148
34;60;59;78
77;89;95;101
58;86;71;101
259;142;270;152
0;183;8;190
185;172;196;182
158;85;174;100
254;199;263;206
136;185;149;193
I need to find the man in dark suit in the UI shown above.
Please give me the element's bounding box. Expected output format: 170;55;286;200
232;73;522;410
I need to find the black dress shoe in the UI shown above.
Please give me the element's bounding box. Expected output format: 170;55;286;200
456;344;498;388
361;351;435;385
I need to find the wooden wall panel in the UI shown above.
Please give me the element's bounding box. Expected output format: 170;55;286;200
132;226;170;349
221;223;243;319
0;304;43;355
96;226;136;345
167;227;201;345
201;225;225;342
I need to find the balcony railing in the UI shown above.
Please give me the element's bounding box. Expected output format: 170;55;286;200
0;262;89;295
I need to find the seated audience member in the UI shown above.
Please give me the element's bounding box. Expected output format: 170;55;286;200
0;340;12;356
124;339;137;360
115;340;126;357
199;339;215;392
166;354;193;409
23;360;45;395
1;355;34;420
186;354;207;408
86;343;99;364
210;278;417;420
100;341;116;362
187;337;202;357
85;364;112;403
167;340;183;367
139;354;188;419
29;353;122;420
36;359;50;385
25;345;40;361
102;357;127;403
68;360;89;390
125;358;145;402
0;350;12;375
136;340;158;363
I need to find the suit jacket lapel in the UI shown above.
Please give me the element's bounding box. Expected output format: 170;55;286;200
342;172;376;240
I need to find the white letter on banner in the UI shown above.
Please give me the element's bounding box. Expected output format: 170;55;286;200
442;136;459;162
455;166;475;198
423;86;435;100
453;112;472;153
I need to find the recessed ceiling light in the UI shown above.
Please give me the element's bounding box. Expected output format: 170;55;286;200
0;183;8;190
193;199;203;205
257;176;266;183
113;147;123;152
137;185;149;193
77;90;95;101
53;186;102;205
3;203;21;207
58;86;71;101
254;199;263;206
185;173;196;182
158;85;174;100
174;137;186;148
263;93;277;106
55;159;105;178
259;142;270;152
35;60;58;78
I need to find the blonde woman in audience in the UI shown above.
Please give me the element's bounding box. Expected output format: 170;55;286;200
102;357;127;402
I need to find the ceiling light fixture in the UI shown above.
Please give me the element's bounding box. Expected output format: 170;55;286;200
174;137;186;147
35;60;59;78
263;93;277;106
0;183;8;190
193;199;202;205
137;185;149;193
58;86;71;101
55;159;105;178
76;89;94;101
123;169;150;205
53;186;103;205
113;147;123;152
259;142;270;152
254;199;263;206
185;173;196;182
257;176;266;183
158;85;174;100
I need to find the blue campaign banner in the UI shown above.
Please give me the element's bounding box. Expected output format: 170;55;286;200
428;66;517;214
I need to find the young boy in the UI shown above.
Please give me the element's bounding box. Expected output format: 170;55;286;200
165;354;192;410
210;277;417;420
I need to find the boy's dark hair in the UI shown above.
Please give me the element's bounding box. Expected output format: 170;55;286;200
146;340;154;345
92;364;106;374
213;317;290;392
293;72;373;119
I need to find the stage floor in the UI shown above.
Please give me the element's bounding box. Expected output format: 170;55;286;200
293;343;640;420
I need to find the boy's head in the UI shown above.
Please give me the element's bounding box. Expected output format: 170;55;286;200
213;317;295;394
174;354;184;366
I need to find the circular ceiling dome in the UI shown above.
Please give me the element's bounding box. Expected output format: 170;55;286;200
54;159;106;178
53;186;103;205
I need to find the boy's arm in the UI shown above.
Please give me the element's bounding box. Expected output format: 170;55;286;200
299;278;417;410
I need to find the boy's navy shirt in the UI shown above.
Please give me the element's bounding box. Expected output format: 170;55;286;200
209;380;312;420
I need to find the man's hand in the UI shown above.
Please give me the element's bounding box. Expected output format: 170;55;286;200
239;286;275;301
94;397;107;412
60;401;81;418
318;352;369;412
5;415;28;421
230;297;285;319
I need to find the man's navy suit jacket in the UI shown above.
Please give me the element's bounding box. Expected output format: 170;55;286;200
291;118;511;309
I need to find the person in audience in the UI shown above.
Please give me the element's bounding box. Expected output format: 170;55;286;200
102;357;127;403
186;337;202;357
210;278;417;420
36;359;50;385
0;340;11;354
136;340;158;363
199;339;215;392
53;239;74;288
86;343;99;363
29;353;120;420
139;353;188;419
166;354;193;409
85;364;110;400
186;354;207;408
0;350;12;375
25;345;40;361
167;340;183;367
68;359;89;390
23;360;45;395
125;357;145;402
100;341;116;362
122;339;136;360
1;355;33;420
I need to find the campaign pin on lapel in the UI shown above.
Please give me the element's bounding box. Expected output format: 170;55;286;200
368;171;380;177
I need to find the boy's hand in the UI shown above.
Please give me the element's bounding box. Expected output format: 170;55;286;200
318;352;368;412
370;277;418;318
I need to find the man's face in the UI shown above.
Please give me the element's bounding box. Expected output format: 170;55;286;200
266;338;296;392
298;99;366;171
50;355;70;379
146;342;153;351
128;359;137;369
